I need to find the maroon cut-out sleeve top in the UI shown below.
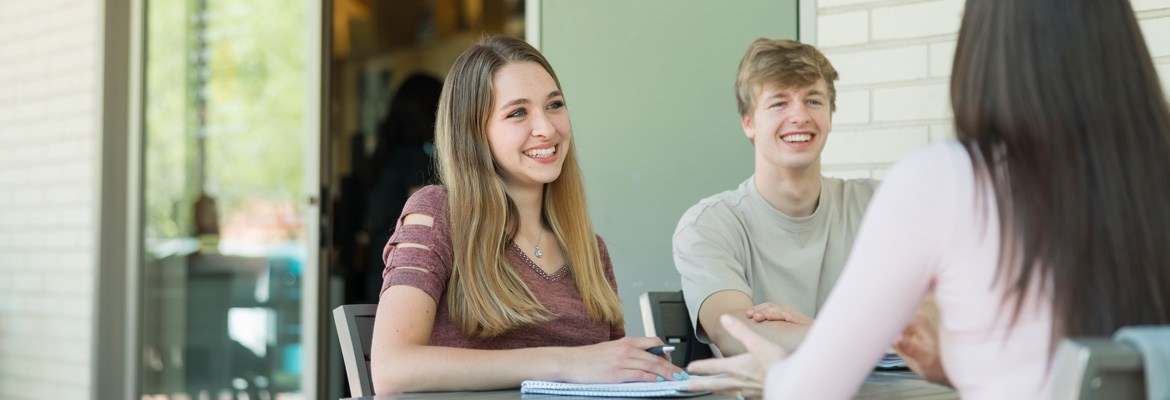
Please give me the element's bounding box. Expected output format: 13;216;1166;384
380;185;625;348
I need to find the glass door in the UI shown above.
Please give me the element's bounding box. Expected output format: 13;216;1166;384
139;0;321;398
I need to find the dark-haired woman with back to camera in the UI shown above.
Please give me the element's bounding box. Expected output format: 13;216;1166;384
686;0;1170;398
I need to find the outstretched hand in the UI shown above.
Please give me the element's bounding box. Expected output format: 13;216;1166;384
895;311;951;387
686;315;788;399
745;302;813;325
560;336;683;384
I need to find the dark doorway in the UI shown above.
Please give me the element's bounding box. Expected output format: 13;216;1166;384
323;1;526;397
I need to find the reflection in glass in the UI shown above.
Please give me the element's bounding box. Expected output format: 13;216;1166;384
141;0;308;398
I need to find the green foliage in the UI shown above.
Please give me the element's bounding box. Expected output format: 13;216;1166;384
143;0;190;240
144;0;307;241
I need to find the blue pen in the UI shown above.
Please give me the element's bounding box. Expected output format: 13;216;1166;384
646;345;675;356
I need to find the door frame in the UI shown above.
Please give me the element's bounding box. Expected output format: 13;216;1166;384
93;0;143;398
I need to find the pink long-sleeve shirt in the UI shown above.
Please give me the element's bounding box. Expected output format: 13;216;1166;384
766;142;1055;399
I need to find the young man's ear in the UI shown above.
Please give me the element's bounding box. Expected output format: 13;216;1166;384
741;114;756;140
824;109;833;135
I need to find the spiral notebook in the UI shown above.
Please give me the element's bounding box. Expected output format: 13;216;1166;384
520;378;711;398
877;350;908;370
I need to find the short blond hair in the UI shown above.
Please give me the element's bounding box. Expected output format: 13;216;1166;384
735;38;839;116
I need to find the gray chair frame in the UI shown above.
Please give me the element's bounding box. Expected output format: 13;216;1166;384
1050;338;1146;400
639;291;713;368
333;304;379;397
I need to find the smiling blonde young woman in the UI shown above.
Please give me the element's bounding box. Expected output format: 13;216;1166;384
368;35;682;394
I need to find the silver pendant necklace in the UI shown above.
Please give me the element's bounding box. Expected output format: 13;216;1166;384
528;228;544;258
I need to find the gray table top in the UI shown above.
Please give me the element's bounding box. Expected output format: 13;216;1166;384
343;371;958;400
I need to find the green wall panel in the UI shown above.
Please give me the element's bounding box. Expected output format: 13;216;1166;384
539;0;798;336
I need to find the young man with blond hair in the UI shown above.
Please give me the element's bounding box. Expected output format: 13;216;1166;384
673;38;948;384
673;38;876;356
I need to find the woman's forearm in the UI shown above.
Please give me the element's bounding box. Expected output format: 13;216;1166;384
372;344;568;393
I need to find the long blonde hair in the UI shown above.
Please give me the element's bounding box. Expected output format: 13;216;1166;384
434;35;623;337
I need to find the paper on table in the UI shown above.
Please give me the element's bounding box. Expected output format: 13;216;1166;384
520;377;711;398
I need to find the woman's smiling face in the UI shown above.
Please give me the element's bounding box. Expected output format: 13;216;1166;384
485;61;572;191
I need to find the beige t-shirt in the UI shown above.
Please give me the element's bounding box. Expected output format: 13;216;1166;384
673;175;877;342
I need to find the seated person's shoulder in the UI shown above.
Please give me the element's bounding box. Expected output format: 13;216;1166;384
409;184;447;201
593;234;611;261
593;234;615;275
841;142;970;192
675;186;752;235
402;185;447;215
826;142;971;209
822;175;880;212
848;176;880;193
899;140;972;179
824;175;879;196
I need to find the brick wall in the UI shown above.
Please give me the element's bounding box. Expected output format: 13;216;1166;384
0;0;99;399
817;0;1170;179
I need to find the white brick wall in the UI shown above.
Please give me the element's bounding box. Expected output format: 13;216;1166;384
0;0;99;399
818;0;1170;180
1140;16;1170;58
831;45;929;86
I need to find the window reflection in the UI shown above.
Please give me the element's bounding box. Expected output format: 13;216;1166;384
141;0;308;398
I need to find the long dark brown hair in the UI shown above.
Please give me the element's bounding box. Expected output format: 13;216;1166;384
951;0;1170;343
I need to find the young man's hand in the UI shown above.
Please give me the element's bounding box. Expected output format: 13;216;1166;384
745;302;813;325
698;291;810;356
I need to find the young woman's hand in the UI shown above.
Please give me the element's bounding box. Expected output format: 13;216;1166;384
745;302;814;325
895;311;951;387
559;336;684;383
687;315;788;399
